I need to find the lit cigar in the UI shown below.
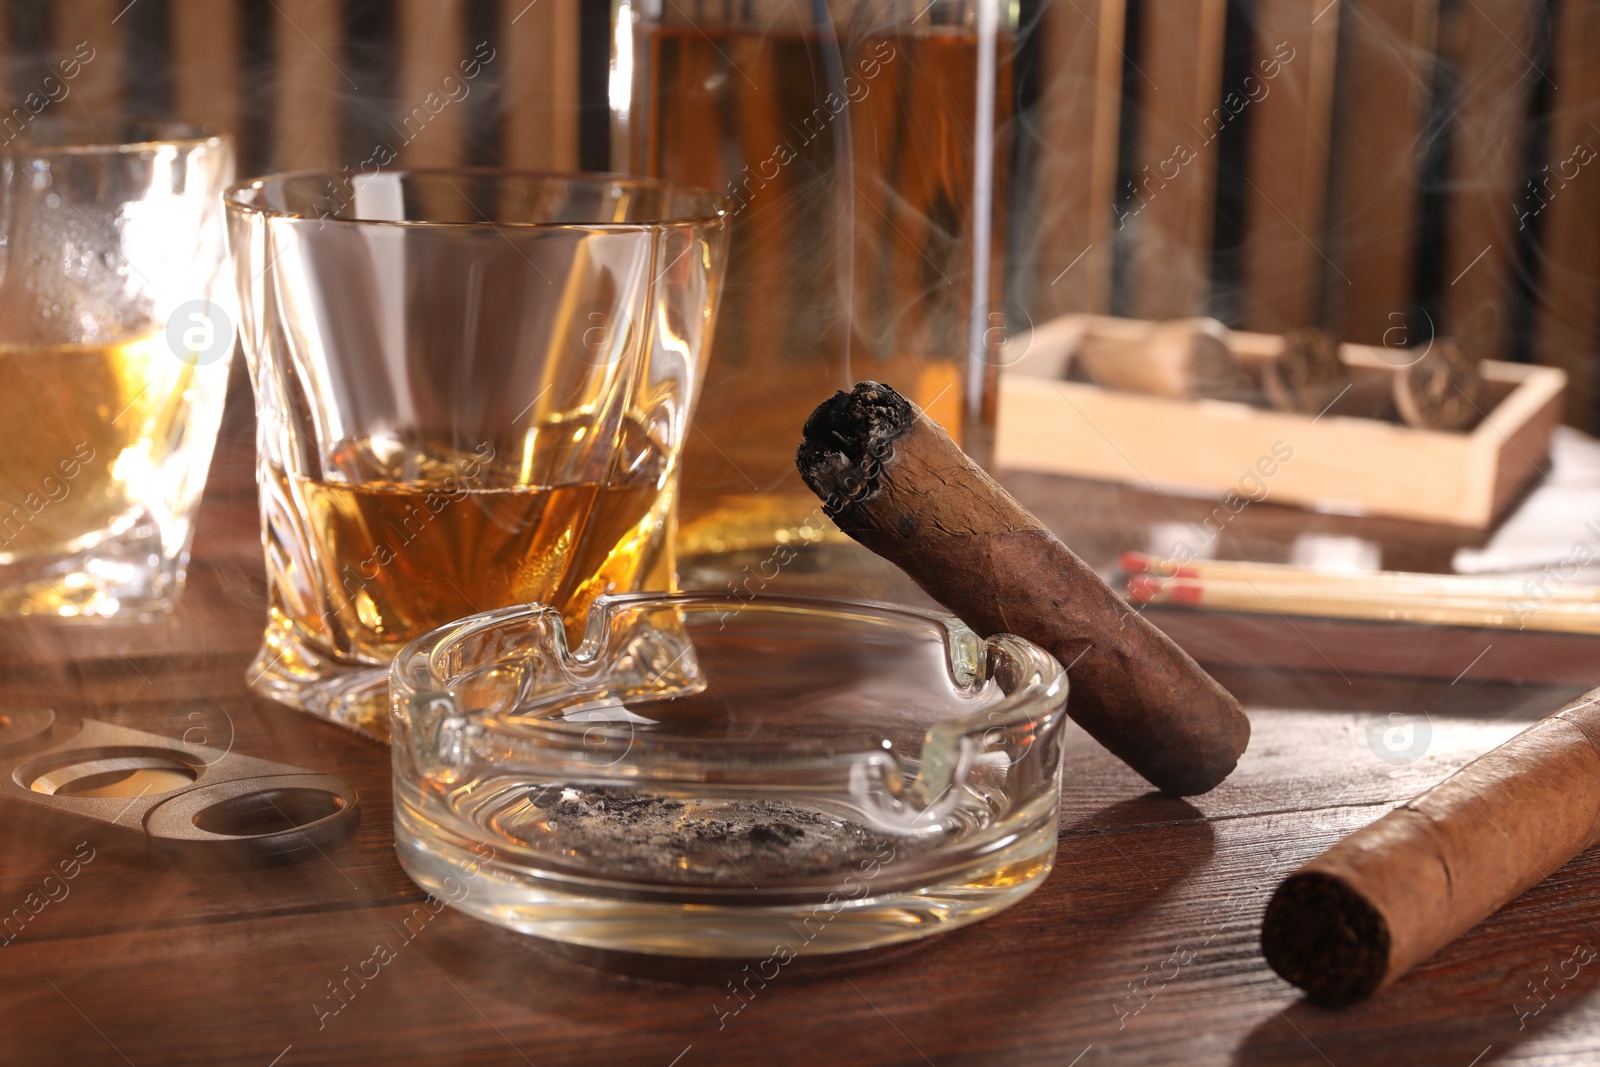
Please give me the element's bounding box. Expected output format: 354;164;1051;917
795;381;1251;796
1262;687;1600;1005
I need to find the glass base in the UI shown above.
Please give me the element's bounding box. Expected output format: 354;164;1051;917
247;609;391;742
393;794;1057;958
0;520;189;619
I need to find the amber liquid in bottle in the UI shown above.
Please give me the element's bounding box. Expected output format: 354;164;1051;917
625;22;1012;576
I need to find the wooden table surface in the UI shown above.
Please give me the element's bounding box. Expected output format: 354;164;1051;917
4;383;1599;1067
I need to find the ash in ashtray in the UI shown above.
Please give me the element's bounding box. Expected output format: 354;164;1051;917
523;784;936;884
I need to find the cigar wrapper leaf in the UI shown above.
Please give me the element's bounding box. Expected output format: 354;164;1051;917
795;381;1251;797
1262;687;1600;1005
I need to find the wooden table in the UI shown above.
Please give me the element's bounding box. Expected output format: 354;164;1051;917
4;384;1598;1067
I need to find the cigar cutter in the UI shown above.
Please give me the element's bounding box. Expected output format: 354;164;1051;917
0;707;358;867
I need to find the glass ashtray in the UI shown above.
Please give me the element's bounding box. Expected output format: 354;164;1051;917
390;592;1068;957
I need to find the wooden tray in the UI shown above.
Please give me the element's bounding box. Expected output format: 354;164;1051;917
996;315;1567;528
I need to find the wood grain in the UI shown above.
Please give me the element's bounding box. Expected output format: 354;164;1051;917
1241;0;1341;333
1030;0;1126;318
273;0;345;171
1127;0;1228;320
1;372;1599;1063
1531;0;1600;428
1326;0;1439;347
1437;0;1538;363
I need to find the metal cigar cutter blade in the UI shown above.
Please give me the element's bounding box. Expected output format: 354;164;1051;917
0;707;359;867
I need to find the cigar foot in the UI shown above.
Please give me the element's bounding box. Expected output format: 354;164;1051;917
1394;339;1486;431
1261;871;1391;1006
1258;691;1600;1006
1263;327;1348;415
797;380;911;508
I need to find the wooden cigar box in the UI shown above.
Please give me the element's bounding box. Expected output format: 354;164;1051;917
996;314;1567;529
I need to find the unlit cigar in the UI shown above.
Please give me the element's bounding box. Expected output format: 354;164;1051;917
1262;687;1600;1005
1260;327;1349;415
1074;316;1250;402
1394;339;1487;431
795;381;1251;796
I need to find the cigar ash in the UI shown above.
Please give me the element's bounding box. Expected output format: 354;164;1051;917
517;785;941;885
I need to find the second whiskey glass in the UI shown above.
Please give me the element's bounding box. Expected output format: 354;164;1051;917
226;170;728;738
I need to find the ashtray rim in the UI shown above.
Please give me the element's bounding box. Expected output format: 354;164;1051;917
388;591;1069;763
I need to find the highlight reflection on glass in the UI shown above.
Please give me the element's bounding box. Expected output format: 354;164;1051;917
225;170;728;739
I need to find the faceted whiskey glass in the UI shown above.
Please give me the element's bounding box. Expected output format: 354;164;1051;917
225;171;728;738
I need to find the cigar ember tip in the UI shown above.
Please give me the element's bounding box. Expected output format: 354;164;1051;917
796;381;917;515
1261;870;1392;1006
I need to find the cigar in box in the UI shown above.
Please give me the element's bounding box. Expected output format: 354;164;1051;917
1070;315;1254;402
1262;686;1600;1004
1249;327;1489;430
796;381;1251;796
1392;338;1488;432
1031;314;1487;431
1259;326;1352;415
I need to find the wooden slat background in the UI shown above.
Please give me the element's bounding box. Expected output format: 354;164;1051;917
273;0;344;172
1240;0;1341;334
1532;0;1600;427
1126;0;1230;321
1030;0;1126;319
1435;0;1539;365
1324;0;1439;350
1019;0;1600;430
0;0;581;174
171;0;241;137
0;0;1596;426
54;0;121;119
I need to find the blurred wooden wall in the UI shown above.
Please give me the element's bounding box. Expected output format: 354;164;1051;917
1027;0;1600;430
3;0;1597;428
0;0;580;176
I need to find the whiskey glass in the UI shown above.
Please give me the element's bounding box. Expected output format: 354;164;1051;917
390;592;1068;957
0;121;234;617
225;171;728;738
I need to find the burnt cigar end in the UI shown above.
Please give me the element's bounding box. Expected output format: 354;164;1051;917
1261;871;1392;1006
797;381;916;516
